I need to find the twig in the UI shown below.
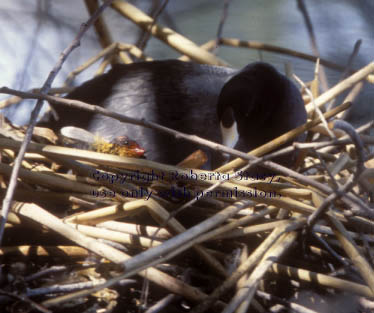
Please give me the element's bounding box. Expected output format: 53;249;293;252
27;279;107;297
327;39;362;111
270;263;374;299
213;0;233;53
144;294;178;313
84;0;114;49
137;0;170;51
0;0;116;246
328;214;374;294
190;219;305;313
225;231;299;313
13;202;210;307
293;73;335;138
218;38;348;72
0;289;52;313
304;62;374;114
311;231;350;266
0;87;72;110
110;1;228;65
334;120;366;179
307;120;368;226
296;0;329;92
255;290;320;313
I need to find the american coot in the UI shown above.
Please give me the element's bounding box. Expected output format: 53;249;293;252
42;60;307;168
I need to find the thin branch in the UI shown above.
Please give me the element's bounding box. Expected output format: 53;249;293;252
213;0;233;53
0;0;116;245
307;120;368;226
137;0;170;51
296;0;329;92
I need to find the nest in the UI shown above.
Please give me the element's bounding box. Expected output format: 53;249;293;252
0;1;374;313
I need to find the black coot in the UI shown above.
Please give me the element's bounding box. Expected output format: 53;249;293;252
44;60;307;168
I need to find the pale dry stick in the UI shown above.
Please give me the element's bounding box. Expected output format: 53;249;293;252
218;37;347;72
64;43;118;86
64;42;152;86
179;41;218;62
68;198;227;277
305;62;374;114
235;245;268;313
309;58;320;100
145;161;261;249
214;219;298;240
227;231;299;313
0;0;116;245
12;202;211;307
236;244;249;290
185;207;279;244
255;290;319;313
0;245;89;258
69;224;164;248
95;57;111;75
190;219;305;313
328;213;374;294
117;200;252;277
269;263;374;299
110;1;228;66
84;0;114;50
65;204;152;227
0;163;99;194
293;73;335;139
136;198;229;278
47;153;145;198
97;221;172;239
117;43;154;61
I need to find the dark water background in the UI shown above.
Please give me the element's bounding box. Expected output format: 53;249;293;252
0;0;373;129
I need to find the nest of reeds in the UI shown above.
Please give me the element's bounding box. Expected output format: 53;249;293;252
0;1;374;313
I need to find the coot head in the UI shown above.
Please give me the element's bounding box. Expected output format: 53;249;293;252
217;62;307;170
42;60;306;168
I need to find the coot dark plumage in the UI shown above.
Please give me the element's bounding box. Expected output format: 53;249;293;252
43;60;307;168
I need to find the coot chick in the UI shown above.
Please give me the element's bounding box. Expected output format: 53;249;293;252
42;60;306;167
60;126;145;158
